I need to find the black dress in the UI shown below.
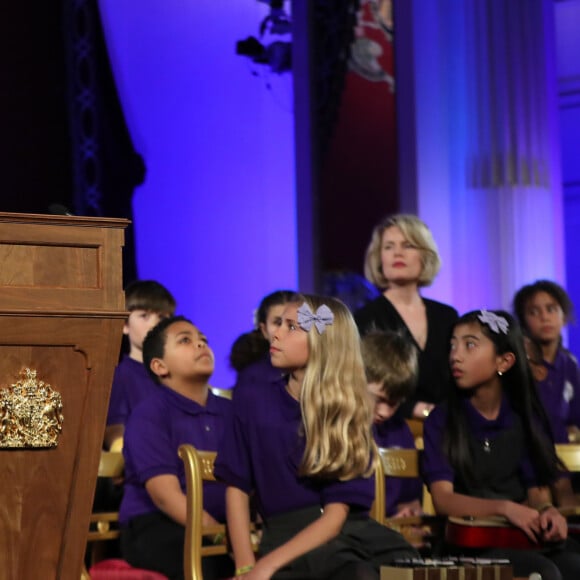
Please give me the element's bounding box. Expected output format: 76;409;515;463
355;295;458;417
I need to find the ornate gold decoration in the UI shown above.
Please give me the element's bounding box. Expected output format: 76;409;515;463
383;455;407;473
0;368;63;448
200;456;215;480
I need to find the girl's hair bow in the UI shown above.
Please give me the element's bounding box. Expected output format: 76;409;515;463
478;310;509;335
297;303;334;334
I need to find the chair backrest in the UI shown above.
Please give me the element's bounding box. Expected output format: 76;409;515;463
86;450;125;545
98;450;125;479
556;443;580;472
372;446;435;525
405;418;425;450
372;447;420;525
178;444;227;580
210;387;233;400
83;449;125;578
109;435;124;453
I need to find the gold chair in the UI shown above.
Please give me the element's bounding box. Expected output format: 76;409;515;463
86;450;125;556
178;444;261;580
210;387;233;400
82;449;125;578
555;443;580;521
109;435;124;453
556;443;580;473
372;447;438;548
84;441;168;578
178;445;229;580
405;418;425;450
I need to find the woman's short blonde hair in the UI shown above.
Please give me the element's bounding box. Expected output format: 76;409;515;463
363;214;441;289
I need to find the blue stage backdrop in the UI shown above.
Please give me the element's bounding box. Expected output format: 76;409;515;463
98;0;297;388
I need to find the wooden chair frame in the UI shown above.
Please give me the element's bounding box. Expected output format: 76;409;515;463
82;450;125;578
87;450;125;540
405;418;425;450
373;447;435;523
555;443;580;519
372;446;440;550
556;443;580;472
178;445;229;580
179;444;261;580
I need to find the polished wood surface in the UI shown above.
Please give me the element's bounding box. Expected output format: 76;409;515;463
0;212;127;579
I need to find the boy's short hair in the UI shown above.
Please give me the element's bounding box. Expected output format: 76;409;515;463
513;279;575;333
125;280;176;315
143;315;190;384
361;330;418;402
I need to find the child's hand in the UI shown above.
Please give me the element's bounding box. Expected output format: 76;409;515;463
393;499;423;518
504;501;542;543
239;559;276;580
539;507;568;542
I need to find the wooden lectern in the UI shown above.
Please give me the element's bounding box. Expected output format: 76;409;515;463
0;212;128;579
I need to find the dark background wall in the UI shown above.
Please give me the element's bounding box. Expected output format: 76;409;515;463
0;4;72;214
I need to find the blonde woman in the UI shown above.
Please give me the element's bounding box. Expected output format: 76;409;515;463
355;214;458;419
215;294;417;579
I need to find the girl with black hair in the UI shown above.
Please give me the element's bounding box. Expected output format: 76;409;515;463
423;310;580;580
230;290;295;393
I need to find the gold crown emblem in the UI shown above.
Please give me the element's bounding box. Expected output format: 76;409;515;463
0;368;64;448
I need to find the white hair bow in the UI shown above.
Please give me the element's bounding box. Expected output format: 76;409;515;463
478;310;509;335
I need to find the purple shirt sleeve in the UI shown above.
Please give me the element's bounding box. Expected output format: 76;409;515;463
422;406;455;486
320;474;375;510
214;400;254;495
536;349;580;441
124;404;178;483
106;356;160;426
565;352;580;429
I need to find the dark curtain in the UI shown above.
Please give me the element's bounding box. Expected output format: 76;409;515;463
313;0;360;156
64;0;145;285
315;0;399;276
0;2;144;285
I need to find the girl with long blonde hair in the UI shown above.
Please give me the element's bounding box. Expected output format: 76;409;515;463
215;294;417;579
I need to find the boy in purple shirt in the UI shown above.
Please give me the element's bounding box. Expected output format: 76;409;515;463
514;280;580;443
104;280;176;449
361;330;422;517
120;315;233;580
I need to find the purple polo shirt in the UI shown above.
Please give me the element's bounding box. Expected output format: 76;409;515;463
119;386;232;525
214;381;375;519
372;417;422;516
106;355;159;426
422;397;538;490
233;354;286;394
538;348;580;443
